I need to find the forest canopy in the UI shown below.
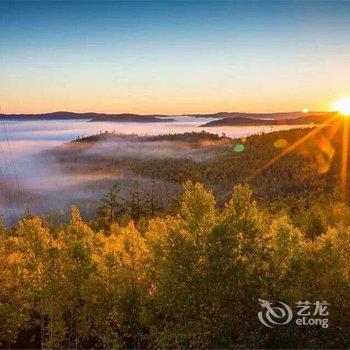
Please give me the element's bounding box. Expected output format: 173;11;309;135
0;181;349;348
1;127;349;349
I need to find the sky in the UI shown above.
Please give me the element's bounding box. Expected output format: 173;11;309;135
1;0;350;115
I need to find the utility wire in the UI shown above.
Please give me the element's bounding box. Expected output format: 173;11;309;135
0;129;16;209
1;115;21;194
0;106;29;212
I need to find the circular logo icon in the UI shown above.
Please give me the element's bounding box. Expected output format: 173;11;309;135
258;299;293;328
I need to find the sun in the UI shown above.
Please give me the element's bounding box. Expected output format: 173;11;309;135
332;98;350;116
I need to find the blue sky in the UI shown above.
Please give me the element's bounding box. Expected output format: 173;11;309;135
1;0;350;114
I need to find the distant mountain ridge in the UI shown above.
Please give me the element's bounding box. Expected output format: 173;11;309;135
191;111;334;119
200;112;336;127
0;111;174;123
0;111;336;126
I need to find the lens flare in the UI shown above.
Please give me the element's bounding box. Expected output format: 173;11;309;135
234;144;245;153
273;139;289;148
332;98;350;116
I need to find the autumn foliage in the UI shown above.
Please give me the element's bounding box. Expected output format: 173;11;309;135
0;182;349;348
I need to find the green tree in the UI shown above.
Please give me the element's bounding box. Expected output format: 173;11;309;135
83;222;150;348
99;185;124;222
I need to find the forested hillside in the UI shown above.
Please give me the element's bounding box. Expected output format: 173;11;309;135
0;182;349;348
51;127;341;233
1;127;349;348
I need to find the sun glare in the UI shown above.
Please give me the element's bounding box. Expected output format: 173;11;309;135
332;98;350;116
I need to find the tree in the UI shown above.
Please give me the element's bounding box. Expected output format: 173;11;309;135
145;182;219;348
145;183;162;217
125;189;147;222
99;185;125;222
82;222;150;348
11;216;59;348
0;218;31;346
57;206;97;348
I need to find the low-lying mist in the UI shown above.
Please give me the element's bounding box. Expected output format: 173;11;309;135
0;118;308;225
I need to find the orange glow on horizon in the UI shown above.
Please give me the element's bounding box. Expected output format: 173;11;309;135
0;94;340;116
332;98;350;116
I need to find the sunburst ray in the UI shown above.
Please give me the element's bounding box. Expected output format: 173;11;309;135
247;114;338;182
341;117;349;202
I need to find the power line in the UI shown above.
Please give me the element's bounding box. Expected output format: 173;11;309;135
0;139;16;194
1;116;21;193
0;128;16;209
0;106;29;211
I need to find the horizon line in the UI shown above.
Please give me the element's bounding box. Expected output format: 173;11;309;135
0;109;335;116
